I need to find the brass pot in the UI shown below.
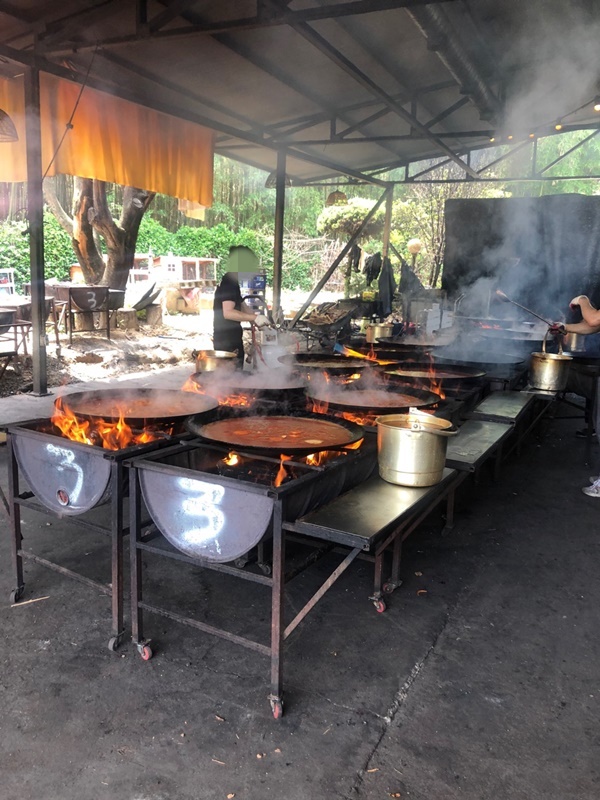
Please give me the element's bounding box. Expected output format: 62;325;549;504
376;410;457;487
529;333;572;391
193;349;237;372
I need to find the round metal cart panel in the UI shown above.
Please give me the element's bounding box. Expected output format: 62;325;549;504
139;469;275;563
12;434;112;515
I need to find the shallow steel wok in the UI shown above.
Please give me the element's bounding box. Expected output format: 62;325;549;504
307;384;440;415
56;388;219;430
375;335;454;353
279;352;397;375
384;361;486;385
434;350;525;373
189;370;306;402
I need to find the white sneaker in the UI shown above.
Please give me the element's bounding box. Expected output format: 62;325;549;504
583;479;600;497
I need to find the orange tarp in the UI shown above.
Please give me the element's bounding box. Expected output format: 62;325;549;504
0;73;214;207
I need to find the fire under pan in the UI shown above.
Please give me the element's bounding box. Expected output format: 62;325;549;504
5;420;180;651
127;436;378;718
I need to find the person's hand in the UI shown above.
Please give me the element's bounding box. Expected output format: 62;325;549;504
570;295;586;309
548;322;566;335
254;314;270;328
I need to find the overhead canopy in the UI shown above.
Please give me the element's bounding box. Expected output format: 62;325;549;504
0;0;599;186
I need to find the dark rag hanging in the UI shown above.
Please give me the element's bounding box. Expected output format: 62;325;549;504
363;252;382;286
378;256;397;317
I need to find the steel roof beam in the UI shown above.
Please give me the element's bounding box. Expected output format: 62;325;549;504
37;0;129;49
536;130;600;175
316;0;459;144
272;129;496;145
263;79;457;134
146;0;460;38
34;0;457;51
272;2;480;179
425;96;470;129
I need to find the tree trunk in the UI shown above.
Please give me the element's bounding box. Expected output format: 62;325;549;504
44;176;155;290
73;179;105;283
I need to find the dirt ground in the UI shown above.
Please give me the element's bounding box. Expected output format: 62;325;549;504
0;312;214;399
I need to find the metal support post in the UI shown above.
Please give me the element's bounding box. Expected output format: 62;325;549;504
382;185;394;259
272;149;286;318
24;66;48;396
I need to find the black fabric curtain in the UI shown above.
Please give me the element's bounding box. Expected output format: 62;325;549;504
442;195;600;321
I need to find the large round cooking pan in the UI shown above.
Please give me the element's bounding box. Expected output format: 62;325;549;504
434;350;525;372
384;362;486;385
189;369;306;402
375;335;453;353
477;329;546;358
186;412;364;453
279;352;397;374
453;316;520;330
307;384;440;415
56;388;219;429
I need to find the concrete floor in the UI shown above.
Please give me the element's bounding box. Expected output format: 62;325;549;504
0;378;598;800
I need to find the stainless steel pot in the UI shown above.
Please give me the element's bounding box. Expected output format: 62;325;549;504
529;333;572;391
563;332;586;353
366;323;393;344
193;349;237;372
376;410;457;487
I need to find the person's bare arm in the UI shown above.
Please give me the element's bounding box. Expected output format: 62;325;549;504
240;300;257;315
570;296;600;327
222;299;257;323
564;320;600;335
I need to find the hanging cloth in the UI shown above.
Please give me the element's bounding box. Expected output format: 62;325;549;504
0;73;214;207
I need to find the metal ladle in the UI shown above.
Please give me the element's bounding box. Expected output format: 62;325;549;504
494;290;554;327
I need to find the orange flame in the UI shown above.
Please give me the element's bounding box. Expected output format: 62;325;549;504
220;392;253;407
182;377;254;407
182;376;205;394
274;454;293;487
312;397;329;414
425;353;446;400
222;451;241;466
51;396;165;451
341;410;378;427
337;344;395;365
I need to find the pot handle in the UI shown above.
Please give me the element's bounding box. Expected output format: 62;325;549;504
410;421;458;436
542;329;563;355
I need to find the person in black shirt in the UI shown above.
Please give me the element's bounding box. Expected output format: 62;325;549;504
213;250;269;367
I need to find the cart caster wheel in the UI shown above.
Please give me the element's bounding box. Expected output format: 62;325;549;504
9;588;23;604
269;696;284;719
107;637;121;652
138;644;153;661
383;581;401;594
373;598;386;613
259;563;272;576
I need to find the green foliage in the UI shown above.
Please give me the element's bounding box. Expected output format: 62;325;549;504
0;212;71;291
0;220;29;290
42;212;75;277
136;217;175;255
316;197;385;241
